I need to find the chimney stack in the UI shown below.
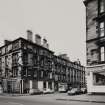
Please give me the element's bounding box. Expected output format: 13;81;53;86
46;43;49;49
35;34;41;45
4;40;11;45
43;38;47;48
27;30;33;42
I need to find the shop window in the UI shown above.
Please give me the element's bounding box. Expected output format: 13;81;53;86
93;72;105;85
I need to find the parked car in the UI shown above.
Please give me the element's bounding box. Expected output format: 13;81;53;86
67;87;72;91
59;85;67;93
81;88;87;94
67;88;82;95
0;85;3;94
43;88;54;94
29;89;43;95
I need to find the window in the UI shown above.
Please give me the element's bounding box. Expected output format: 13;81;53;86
23;53;28;65
99;22;104;37
34;70;37;78
48;82;52;89
12;41;19;50
100;46;105;61
28;53;33;65
100;0;105;13
93;72;105;85
39;71;43;78
55;75;58;81
43;82;46;89
12;53;18;66
41;71;43;78
12;68;18;77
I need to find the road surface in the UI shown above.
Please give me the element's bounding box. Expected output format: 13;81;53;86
0;94;104;105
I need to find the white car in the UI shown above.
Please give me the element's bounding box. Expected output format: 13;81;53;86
59;86;67;93
29;89;43;95
43;89;54;94
81;88;87;94
67;88;82;95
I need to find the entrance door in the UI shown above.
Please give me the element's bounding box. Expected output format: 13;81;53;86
48;82;52;89
7;82;11;93
43;82;46;90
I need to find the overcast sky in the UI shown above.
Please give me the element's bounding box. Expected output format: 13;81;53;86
0;0;86;65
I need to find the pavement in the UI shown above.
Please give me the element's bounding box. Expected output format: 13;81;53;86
56;94;105;103
0;93;105;104
0;93;30;96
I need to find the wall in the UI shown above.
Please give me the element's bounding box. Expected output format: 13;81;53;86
86;0;99;66
86;0;98;40
87;41;99;65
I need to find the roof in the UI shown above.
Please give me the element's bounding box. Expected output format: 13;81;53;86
0;37;54;53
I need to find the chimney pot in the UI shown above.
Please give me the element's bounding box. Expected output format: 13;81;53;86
27;30;33;42
35;34;41;45
43;38;47;48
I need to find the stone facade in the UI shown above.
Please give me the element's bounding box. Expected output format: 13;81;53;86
0;37;85;94
84;0;105;94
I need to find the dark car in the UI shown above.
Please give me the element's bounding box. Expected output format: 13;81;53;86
67;88;82;95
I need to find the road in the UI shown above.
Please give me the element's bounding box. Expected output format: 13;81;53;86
0;94;105;105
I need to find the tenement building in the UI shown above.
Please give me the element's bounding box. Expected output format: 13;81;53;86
84;0;105;94
0;30;85;94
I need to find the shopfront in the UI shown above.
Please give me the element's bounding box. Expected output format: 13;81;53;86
86;64;105;94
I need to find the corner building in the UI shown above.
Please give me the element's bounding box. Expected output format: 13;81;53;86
0;32;85;94
84;0;105;94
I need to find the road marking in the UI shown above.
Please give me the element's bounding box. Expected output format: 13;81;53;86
8;102;23;105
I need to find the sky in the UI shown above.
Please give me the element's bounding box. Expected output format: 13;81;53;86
0;0;86;65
